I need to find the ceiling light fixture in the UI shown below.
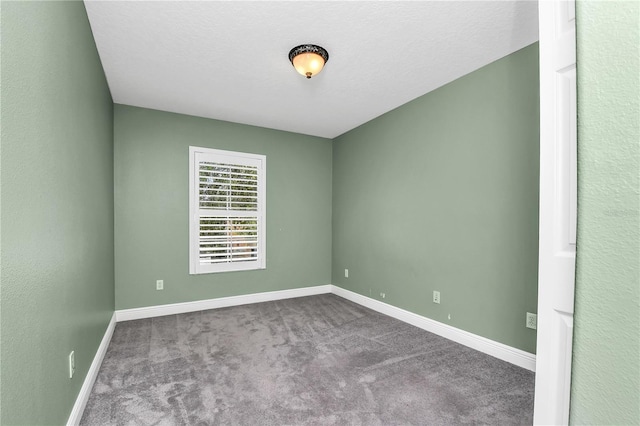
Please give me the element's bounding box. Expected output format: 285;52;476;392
288;44;329;79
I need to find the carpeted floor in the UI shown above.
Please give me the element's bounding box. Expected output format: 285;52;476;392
80;294;534;425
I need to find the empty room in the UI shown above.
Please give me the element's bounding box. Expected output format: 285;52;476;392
1;1;638;425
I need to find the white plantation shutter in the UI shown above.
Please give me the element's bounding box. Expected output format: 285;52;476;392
189;147;266;274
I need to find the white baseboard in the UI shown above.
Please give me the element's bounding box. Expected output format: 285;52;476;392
115;284;535;370
330;285;536;371
115;285;333;322
69;284;533;423
67;312;117;426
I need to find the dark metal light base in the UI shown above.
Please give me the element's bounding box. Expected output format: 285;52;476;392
288;44;329;65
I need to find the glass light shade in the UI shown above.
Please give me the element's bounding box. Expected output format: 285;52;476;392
292;52;326;79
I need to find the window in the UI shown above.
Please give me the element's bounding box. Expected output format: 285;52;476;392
189;146;266;274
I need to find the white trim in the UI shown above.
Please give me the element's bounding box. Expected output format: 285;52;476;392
189;146;197;273
115;285;333;322
67;313;117;426
534;0;577;423
330;285;536;371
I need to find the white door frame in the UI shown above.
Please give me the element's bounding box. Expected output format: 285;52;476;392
534;0;578;424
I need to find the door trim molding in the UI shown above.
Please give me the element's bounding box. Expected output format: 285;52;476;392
534;0;578;423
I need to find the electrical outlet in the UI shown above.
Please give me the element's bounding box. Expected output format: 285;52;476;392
379;292;386;299
433;291;441;304
69;351;75;379
344;269;349;278
526;312;537;329
156;280;164;290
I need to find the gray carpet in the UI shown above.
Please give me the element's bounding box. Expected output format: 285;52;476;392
80;294;534;425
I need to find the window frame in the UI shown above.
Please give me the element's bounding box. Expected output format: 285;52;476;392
189;146;266;274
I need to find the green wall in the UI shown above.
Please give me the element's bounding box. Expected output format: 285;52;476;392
332;44;540;354
0;2;115;425
114;105;332;310
6;1;636;423
570;1;640;424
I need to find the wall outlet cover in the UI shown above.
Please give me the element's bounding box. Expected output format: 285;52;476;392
344;269;349;278
526;312;537;329
433;291;441;304
69;351;75;379
156;280;164;290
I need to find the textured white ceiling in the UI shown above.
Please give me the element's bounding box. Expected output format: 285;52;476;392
85;1;538;139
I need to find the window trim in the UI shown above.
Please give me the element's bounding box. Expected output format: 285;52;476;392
189;146;266;274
